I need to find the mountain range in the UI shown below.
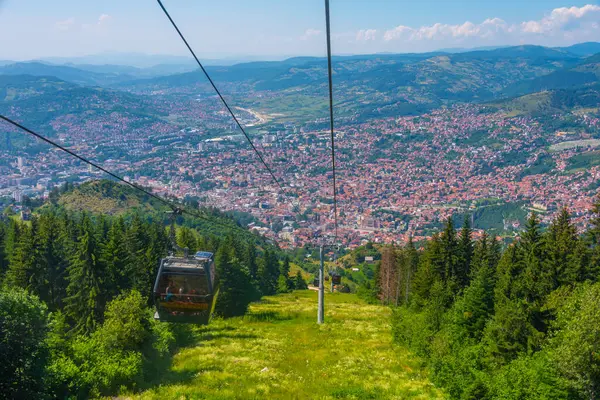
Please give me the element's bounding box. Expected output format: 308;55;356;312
1;42;599;125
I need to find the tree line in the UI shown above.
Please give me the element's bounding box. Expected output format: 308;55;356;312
372;206;600;399
0;206;307;399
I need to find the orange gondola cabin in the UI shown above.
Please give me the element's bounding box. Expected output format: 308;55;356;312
153;251;218;324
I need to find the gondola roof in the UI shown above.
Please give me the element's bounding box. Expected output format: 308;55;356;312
194;251;214;260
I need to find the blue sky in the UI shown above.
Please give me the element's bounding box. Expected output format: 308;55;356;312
1;0;599;61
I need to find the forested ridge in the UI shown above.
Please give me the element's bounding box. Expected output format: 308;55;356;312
0;181;304;399
367;205;600;399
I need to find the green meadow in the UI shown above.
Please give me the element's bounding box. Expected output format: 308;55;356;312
130;291;443;400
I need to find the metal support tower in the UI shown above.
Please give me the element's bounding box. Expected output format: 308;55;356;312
318;244;325;324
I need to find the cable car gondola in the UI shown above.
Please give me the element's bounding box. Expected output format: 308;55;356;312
153;251;218;324
331;273;341;285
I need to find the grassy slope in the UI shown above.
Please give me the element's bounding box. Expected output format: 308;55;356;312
56;180;169;216
132;292;442;400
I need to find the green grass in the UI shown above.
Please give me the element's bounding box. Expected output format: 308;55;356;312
488;91;553;117
549;139;600;152
241;94;329;123
567;150;600;172
131;292;443;399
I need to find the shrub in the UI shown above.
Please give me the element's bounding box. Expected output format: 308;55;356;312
0;287;50;399
488;353;570;399
47;291;176;398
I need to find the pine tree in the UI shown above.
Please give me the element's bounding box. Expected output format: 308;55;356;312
214;245;255;317
494;243;522;302
585;196;600;282
294;270;308;290
426;279;452;331
277;274;290;293
64;214;105;335
0;223;7;279
460;256;495;339
544;208;586;287
412;234;443;303
484;296;541;364
456;215;473;288
33;213;68;310
518;212;550;305
395;247;407;306
587;194;600;246
5;220;36;289
2;219;19;271
101;217;129;299
58;213;79;257
488;235;501;272
470;232;489;277
280;256;293;291
440;217;459;283
124;214;150;296
177;226;197;253
403;236;418;304
258;249;280;295
244;241;258;281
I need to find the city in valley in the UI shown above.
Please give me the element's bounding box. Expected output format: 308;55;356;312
1;45;600;247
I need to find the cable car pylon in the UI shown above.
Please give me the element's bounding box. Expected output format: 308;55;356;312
318;244;325;324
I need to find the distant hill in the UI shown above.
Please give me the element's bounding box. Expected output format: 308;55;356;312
487;83;600;116
503;53;600;97
452;44;577;61
117;44;584;121
0;74;174;140
38;52;257;68
40;52;196;68
557;42;600;57
2;43;598;122
61;63;198;79
0;74;78;102
0;62;136;86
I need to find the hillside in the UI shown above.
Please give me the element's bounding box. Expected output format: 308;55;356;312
557;42;600;57
52;179;263;239
1;45;595;129
0;62;137;86
503;52;600;96
133;291;442;399
56;179;170;215
487;84;600;116
117;45;585;121
0;74;177;146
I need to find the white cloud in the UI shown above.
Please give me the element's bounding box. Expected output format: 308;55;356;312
300;28;321;41
356;29;377;42
55;18;75;31
98;14;111;25
521;4;600;34
381;4;600;48
384;18;510;42
383;25;412;41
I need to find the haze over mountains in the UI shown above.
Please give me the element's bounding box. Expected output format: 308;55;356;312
2;42;599;117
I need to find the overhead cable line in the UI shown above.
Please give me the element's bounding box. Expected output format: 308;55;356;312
0;115;236;230
324;0;339;240
156;0;290;200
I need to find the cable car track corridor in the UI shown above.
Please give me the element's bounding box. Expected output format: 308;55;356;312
131;291;442;399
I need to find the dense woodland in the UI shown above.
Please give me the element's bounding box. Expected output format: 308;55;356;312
369;205;600;399
0;198;304;399
3;181;600;399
